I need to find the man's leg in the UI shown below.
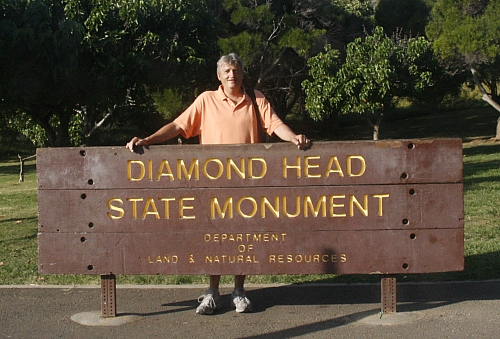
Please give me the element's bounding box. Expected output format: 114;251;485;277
232;275;252;313
196;275;221;315
210;275;221;291
234;274;245;289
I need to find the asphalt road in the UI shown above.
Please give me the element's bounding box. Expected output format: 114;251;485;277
1;280;500;339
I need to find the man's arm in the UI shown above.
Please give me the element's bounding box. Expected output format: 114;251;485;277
126;121;183;152
273;124;310;150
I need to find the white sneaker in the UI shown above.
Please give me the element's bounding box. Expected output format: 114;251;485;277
232;288;252;313
196;288;221;315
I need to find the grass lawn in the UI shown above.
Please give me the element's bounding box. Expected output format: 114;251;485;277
1;106;500;285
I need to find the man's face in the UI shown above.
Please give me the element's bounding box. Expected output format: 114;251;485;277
217;63;243;91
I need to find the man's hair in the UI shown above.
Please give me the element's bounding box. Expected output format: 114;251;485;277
217;53;244;74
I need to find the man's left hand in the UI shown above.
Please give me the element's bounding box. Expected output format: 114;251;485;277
292;134;311;150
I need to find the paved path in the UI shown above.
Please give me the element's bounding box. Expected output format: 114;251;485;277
1;280;500;339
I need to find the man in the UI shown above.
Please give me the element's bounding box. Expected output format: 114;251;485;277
126;53;310;315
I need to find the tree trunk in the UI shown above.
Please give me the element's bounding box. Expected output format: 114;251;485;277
497;116;500;141
54;111;72;147
373;124;379;141
85;108;113;138
368;112;384;141
470;67;500;140
31;113;56;146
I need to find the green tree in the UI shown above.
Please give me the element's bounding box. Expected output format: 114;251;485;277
303;27;440;140
217;0;374;120
375;0;431;37
426;0;500;139
0;0;86;146
0;0;219;146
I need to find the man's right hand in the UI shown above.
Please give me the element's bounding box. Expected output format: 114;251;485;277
126;137;147;152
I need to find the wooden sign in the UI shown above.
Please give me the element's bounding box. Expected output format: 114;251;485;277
37;139;464;275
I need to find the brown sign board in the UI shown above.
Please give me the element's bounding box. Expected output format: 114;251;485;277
37;139;464;275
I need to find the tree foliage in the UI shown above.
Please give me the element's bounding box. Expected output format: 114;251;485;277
217;0;373;119
303;27;441;140
0;0;219;146
5;1;467;145
426;0;500;139
427;0;500;70
375;0;431;37
0;0;83;146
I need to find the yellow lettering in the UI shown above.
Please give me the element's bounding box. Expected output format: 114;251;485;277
283;196;300;217
127;160;145;181
126;198;143;219
203;158;223;179
304;156;321;178
350;195;368;216
148;160;153;180
227;158;245;179
372;194;390;216
248;157;267;179
329;195;347;217
107;198;124;220
142;198;160;219
237;197;258;218
179;197;195;219
304;195;327;217
177;159;199;180
210;197;233;219
282;156;301;179
261;196;280;218
347;155;366;177
325;156;344;177
146;255;178;264
160;198;175;219
267;253;346;264
156;160;174;181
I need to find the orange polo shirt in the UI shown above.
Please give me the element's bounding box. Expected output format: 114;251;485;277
173;86;284;145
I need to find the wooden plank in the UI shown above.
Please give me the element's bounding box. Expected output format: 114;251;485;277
37;184;463;233
37;139;463;190
38;228;464;275
37;139;464;276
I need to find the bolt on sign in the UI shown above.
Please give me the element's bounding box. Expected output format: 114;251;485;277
37;139;464;276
